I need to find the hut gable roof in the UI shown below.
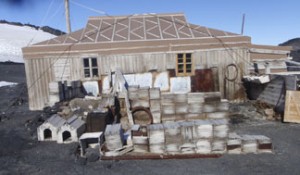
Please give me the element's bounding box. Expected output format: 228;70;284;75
34;13;239;46
65;115;85;129
46;114;66;128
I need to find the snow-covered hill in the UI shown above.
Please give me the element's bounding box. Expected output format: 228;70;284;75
0;24;56;63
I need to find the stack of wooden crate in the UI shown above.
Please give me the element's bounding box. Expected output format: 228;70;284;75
161;93;176;122
193;120;213;154
179;121;196;154
226;133;272;154
149;88;162;123
211;119;229;153
131;125;149;153
128;86;150;108
227;132;242;154
256;135;272;153
148;124;165;154
241;135;272;154
160;92;229;122
163;122;182;154
104;124;124;151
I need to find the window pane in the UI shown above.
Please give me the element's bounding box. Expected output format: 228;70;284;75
186;64;192;73
186;53;191;58
92;68;98;77
84;69;90;77
83;58;89;67
178;58;183;63
91;58;97;67
186;58;191;63
178;64;184;71
178;54;183;59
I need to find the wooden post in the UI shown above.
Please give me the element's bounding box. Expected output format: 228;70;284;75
64;0;71;33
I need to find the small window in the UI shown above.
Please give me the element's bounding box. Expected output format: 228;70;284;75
176;53;194;76
83;57;98;78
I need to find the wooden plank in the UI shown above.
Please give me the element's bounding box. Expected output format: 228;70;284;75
100;152;222;160
284;90;300;123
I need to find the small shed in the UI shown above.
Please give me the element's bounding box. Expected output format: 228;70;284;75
57;115;86;144
37;114;66;141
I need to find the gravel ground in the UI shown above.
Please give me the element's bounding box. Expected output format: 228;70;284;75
1;63;300;175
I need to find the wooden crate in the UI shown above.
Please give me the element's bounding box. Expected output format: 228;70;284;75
284;90;300;123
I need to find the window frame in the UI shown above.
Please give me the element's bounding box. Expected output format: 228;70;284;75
83;57;99;79
176;53;194;76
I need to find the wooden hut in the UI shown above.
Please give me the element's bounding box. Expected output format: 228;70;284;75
22;13;291;110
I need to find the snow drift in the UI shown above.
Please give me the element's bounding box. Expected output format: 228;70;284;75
0;24;56;63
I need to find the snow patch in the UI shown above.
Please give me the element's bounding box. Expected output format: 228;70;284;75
0;24;56;63
0;81;18;87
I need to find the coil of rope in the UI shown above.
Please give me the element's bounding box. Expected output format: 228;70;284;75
224;63;239;82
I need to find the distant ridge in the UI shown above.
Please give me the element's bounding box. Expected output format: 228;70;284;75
0;20;65;36
279;38;300;50
279;38;300;71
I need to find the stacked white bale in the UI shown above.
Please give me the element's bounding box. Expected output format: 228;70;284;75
195;140;211;154
193;120;213;139
219;99;230;111
179;121;195;154
193;120;213;154
161;93;176;122
131;125;149;153
227;132;242;154
254;135;272;153
188;103;203;114
211;119;229;153
150;99;161;112
187;93;205;104
48;82;60;106
185;113;206;121
207;112;229;119
128;86;139;99
161;93;174;104
148;124;165;154
187;93;204;121
241;135;258;153
203;101;229;113
149;88;161;100
149;88;161;124
138;87;150;100
212;119;229;138
129;86;150;108
211;139;227;154
151;110;162;124
163;122;182;154
104;124;124;151
161;105;175;115
132;136;149;153
174;93;188;121
202;92;220;113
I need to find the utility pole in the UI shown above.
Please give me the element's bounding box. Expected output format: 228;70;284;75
241;13;245;35
64;0;71;33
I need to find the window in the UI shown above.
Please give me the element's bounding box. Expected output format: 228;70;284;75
83;57;98;78
176;53;193;76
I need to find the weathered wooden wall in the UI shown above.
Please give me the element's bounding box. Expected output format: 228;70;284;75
25;47;249;110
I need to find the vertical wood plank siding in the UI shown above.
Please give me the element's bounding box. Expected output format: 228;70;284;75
25;47;249;110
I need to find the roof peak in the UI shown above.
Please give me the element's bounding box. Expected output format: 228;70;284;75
88;12;185;20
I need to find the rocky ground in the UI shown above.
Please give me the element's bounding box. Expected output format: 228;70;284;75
1;62;300;175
